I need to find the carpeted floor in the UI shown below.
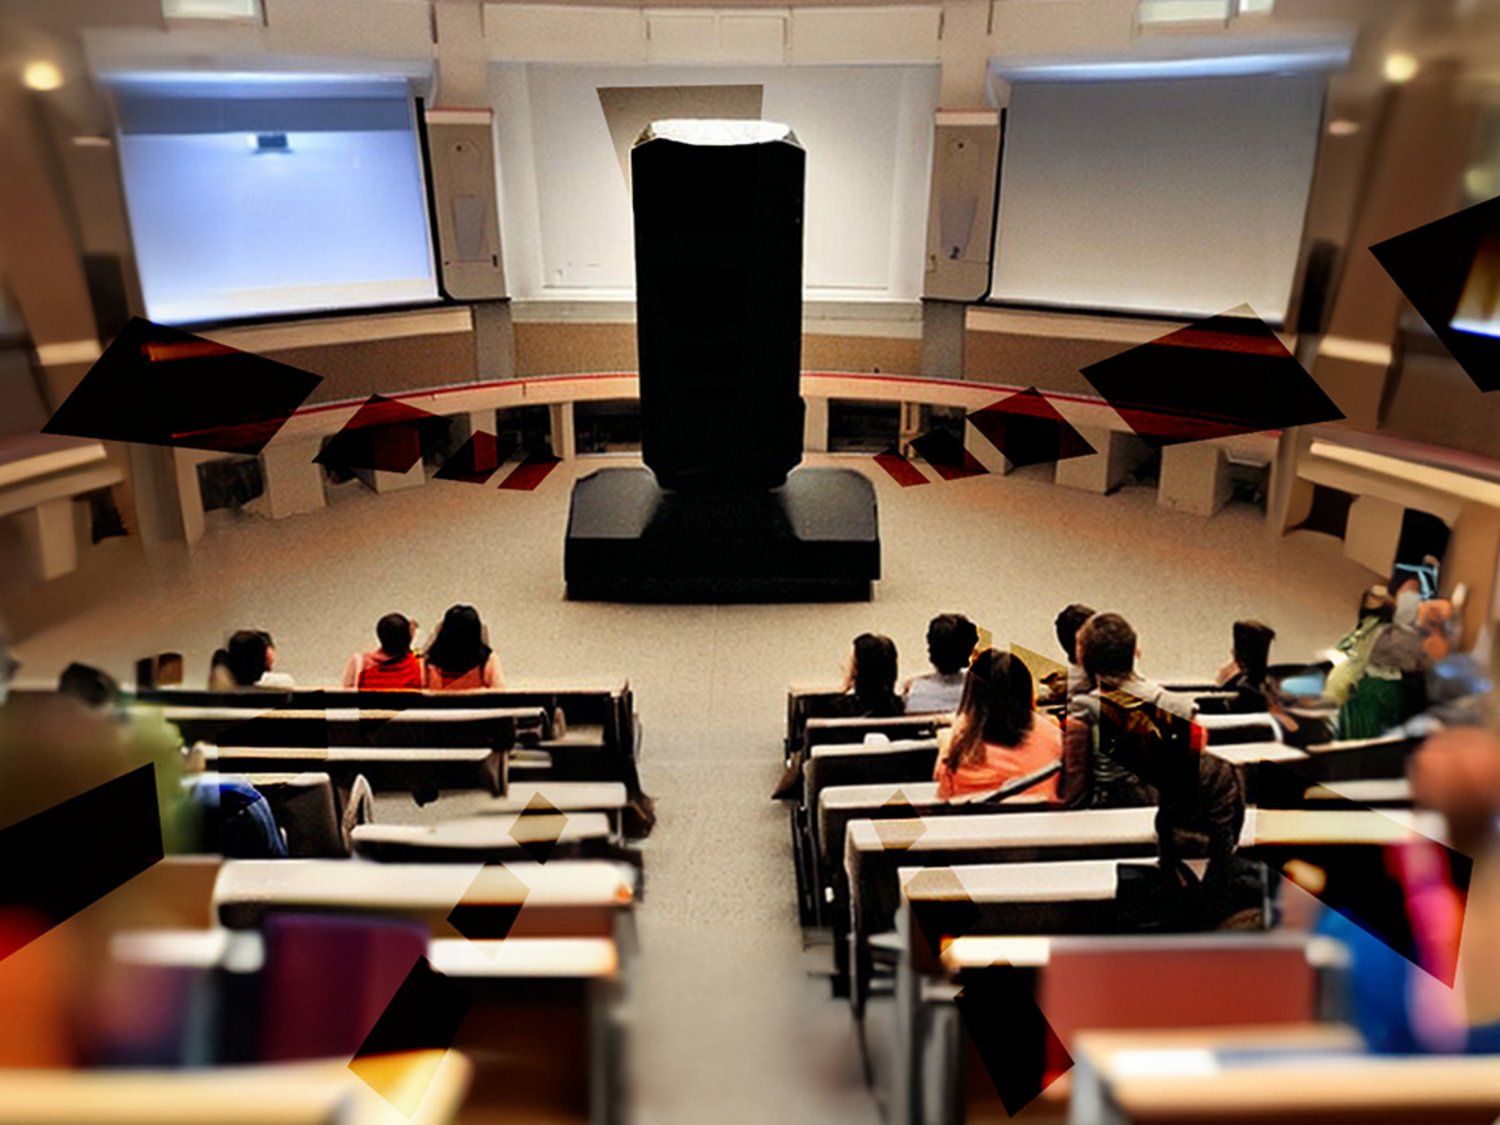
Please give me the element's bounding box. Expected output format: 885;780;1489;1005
10;452;1377;1123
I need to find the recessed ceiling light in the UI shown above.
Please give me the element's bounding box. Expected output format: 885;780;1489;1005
1327;118;1359;136
22;60;63;91
1383;52;1419;83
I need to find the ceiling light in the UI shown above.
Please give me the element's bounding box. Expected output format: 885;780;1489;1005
162;0;261;19
1326;119;1359;136
1383;52;1419;83
22;60;63;91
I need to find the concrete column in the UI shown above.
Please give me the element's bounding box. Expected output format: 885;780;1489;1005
260;441;326;519
1158;443;1231;517
18;497;77;581
1344;494;1404;577
803;396;829;453
550;402;576;460
173;450;207;546
364;462;427;494
1054;426;1150;494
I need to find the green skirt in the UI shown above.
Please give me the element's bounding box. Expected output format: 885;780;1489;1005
1336;676;1406;740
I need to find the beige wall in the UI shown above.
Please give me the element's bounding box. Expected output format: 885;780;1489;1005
513;321;920;378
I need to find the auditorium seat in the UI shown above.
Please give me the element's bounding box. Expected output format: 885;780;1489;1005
221;772;348;857
213;859;637;941
0;1050;471;1124
200;746;506;802
351;812;622;865
892;932;1338;1125
1070;1025;1500;1124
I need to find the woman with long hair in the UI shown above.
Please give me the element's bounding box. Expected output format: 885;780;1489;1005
935;648;1061;801
842;632;903;718
423;605;505;691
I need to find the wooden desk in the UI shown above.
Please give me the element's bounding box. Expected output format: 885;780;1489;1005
201;747;506;798
1071;1025;1500;1124
352;813;616;864
213;858;636;937
0;1049;471;1124
888;935;1339;1125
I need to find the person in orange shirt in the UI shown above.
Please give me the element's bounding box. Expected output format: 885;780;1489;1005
934;648;1061;801
423;604;505;691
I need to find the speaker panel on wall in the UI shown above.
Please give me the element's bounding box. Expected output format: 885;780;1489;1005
423;107;506;300
924;110;1001;302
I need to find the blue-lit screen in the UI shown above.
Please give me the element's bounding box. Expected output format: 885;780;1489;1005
111;75;438;325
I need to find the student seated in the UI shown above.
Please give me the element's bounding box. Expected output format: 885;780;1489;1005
934;648;1060;800
58;662;120;710
903;613;978;714
209;630;294;690
1060;612;1159;809
423;605;504;691
827;632;903;719
1205;620;1332;748
342;613;424;691
1337;589;1430;739
769;633;902;799
1038;602;1094;707
1077;614;1249;915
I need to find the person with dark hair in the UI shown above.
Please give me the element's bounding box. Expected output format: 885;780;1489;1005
1338;588;1431;739
935;648;1061;800
210;630;293;690
1204;620;1331;747
1074;613;1249;918
770;633;904;799
904;613;979;713
342;613;424;691
831;633;903;718
57;663;120;710
424;605;504;691
1059;612;1156;808
1039;602;1096;705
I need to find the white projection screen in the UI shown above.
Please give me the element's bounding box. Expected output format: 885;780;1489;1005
988;74;1325;321
112;75;439;326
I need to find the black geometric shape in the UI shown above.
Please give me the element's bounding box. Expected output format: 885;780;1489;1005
1255;760;1470;987
434;431;517;484
446;864;529;941
1371;195;1500;393
908;878;984;962
1289;483;1356;539
908;428;988;481
632;121;806;492
350;955;470;1060
498;448;563;491
967;388;1098;469
507;793;567;864
0;763;162;961
43;318;321;455
314;395;453;475
872;445;930;487
955;967;1072;1117
1080;308;1344;447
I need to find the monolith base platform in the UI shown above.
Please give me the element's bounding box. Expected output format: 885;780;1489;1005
564;466;879;602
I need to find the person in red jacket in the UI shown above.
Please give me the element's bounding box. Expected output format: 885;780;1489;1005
342;613;424;691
